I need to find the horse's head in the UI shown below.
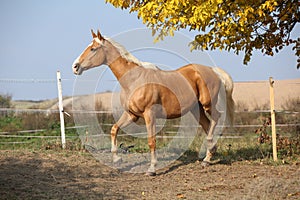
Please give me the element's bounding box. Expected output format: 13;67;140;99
72;29;106;75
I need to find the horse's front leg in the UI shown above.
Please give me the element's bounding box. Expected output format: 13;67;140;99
144;109;157;176
111;111;138;164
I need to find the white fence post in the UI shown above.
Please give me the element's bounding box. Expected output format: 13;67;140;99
56;71;66;149
269;77;277;162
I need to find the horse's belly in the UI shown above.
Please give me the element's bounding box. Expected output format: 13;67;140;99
160;95;197;119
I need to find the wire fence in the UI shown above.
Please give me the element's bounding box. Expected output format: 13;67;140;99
1;77;299;146
0;107;299;145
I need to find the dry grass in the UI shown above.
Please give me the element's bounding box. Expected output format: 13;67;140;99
11;79;300;112
233;79;300;111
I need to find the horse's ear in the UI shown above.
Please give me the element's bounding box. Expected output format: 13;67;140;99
91;29;97;38
97;29;105;41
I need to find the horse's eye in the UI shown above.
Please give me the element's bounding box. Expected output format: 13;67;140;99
91;47;96;51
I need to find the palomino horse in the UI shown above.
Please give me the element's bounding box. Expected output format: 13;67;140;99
72;30;235;175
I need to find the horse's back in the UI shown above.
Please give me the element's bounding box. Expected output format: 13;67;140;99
178;64;220;86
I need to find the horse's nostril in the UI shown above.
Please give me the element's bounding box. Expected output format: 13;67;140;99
73;63;83;75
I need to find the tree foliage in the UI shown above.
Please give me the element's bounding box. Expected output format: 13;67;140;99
106;0;300;68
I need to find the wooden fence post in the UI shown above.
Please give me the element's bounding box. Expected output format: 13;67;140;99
269;77;277;161
57;71;66;149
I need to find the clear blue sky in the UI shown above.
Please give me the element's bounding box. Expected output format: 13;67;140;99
0;0;299;100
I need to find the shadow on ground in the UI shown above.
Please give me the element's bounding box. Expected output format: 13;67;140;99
0;151;125;199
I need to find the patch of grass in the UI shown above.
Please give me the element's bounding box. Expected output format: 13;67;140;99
184;132;300;165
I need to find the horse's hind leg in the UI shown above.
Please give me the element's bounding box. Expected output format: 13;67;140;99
191;104;210;134
202;107;220;165
191;104;211;160
111;111;138;164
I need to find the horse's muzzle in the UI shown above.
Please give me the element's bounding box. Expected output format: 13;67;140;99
73;63;83;75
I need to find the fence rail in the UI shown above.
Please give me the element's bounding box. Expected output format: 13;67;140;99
0;108;299;114
0;107;299;145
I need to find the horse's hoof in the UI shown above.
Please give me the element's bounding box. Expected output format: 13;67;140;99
201;161;211;167
145;171;156;176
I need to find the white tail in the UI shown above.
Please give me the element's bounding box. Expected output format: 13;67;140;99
213;67;235;125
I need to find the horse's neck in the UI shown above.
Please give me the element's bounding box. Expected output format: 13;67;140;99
109;57;140;81
105;41;141;83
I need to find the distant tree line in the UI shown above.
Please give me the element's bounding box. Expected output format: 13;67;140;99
0;94;12;108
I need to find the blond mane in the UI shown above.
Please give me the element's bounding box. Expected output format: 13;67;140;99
106;38;158;70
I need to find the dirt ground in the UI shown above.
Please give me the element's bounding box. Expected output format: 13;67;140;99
0;150;299;200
